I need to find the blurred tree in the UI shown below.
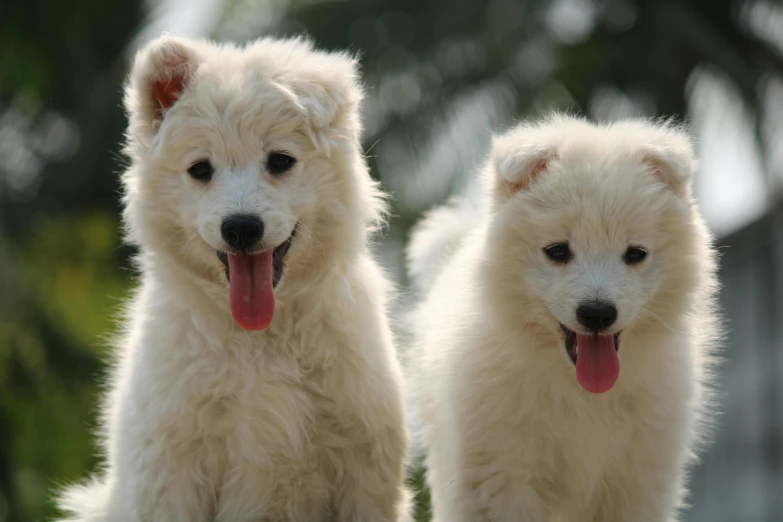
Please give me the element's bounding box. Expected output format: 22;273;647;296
1;0;782;520
0;0;143;519
262;0;783;183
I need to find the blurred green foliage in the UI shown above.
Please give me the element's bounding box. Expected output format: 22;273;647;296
1;0;781;520
408;459;432;522
1;0;142;518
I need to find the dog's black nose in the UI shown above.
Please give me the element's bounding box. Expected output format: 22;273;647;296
576;301;618;332
221;214;264;250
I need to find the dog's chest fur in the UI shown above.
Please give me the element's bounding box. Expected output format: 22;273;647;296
141;316;350;520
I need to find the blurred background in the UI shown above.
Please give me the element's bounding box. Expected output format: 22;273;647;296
1;0;782;520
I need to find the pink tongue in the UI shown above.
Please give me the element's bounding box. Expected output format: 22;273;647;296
227;251;275;331
575;334;620;394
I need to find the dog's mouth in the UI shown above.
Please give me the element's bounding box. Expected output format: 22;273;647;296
216;226;296;288
560;324;620;365
560;324;621;394
215;225;296;332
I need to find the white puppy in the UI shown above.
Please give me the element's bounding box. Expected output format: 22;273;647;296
57;35;410;522
408;115;720;522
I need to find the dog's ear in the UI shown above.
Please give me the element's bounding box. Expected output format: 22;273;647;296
490;128;557;199
125;35;201;134
638;124;697;199
282;49;363;130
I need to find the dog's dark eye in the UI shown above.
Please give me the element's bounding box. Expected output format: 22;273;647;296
624;246;648;265
188;160;214;182
544;243;572;264
267;152;296;175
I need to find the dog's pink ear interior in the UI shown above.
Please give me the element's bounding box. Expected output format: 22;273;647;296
501;158;549;193
127;36;198;130
151;73;186;117
492;137;556;199
640;139;696;199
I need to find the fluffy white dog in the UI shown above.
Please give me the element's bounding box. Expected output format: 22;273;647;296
57;35;410;522
408;115;720;522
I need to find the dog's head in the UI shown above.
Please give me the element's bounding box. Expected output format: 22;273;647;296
121;35;384;331
484;115;712;393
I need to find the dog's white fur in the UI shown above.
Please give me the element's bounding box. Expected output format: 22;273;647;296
408;115;720;522
57;35;410;522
